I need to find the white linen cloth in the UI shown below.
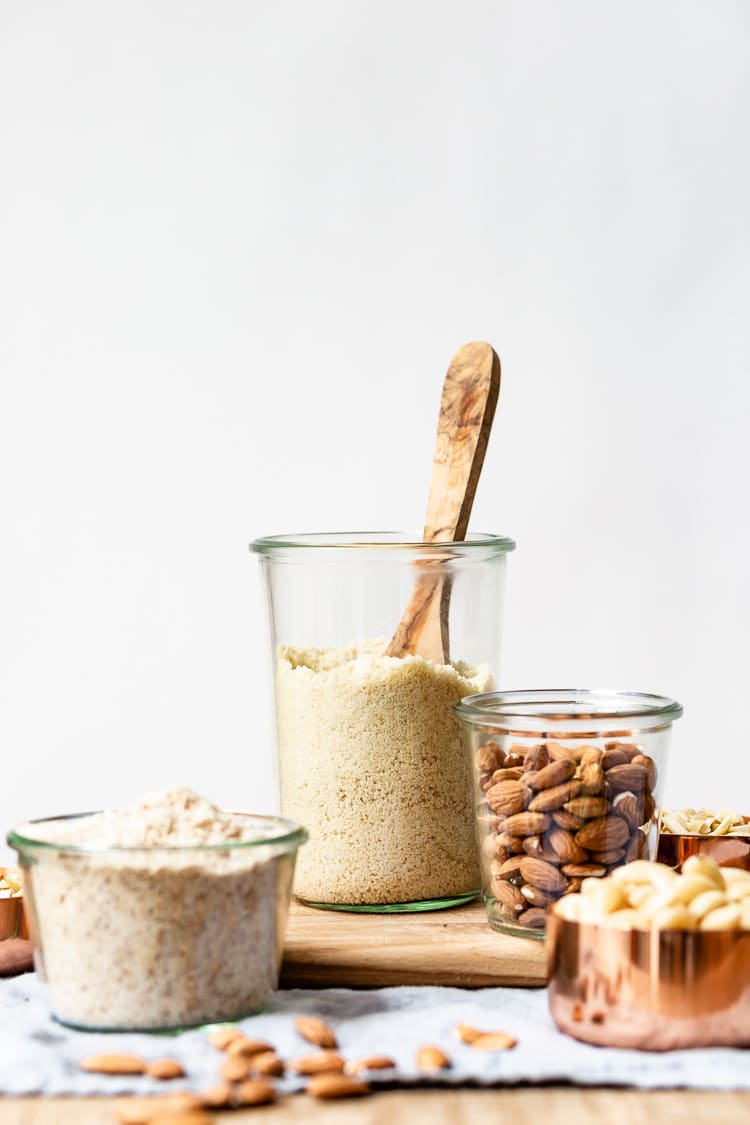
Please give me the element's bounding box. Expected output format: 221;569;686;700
0;974;748;1094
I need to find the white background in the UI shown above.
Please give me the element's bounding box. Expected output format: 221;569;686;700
1;1;749;860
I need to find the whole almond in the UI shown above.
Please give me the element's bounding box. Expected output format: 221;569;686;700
198;1084;233;1108
490;878;525;914
564;795;609;819
227;1036;275;1058
552;809;584;831
416;1045;451;1071
601;749;629;770
220;1055;251;1083
80;1053;146;1076
625;831;648;863
496;765;524;781
503;812;551;837
631;753;657;789
455;1022;482;1043
208;1026;241;1051
470;1032;517;1050
307;1074;371;1099
518;907;547;928
496;831;525;854
235;1078;277;1106
117;1096;204;1125
295;1015;337;1048
545;742;577;763
548;828;588;865
519;856;568;894
605;740;642;760
612;791;645;829
486;780;530;817
524;759;576;791
521;883;557;908
252;1052;285;1077
145;1058;185;1080
477;741;505;772
522;836;560;863
591;848;625;865
605;764;649;793
493;855;525;879
580;746;603;766
346;1056;396;1073
291;1051;346;1076
528;779;582;813
575;814;630;851
561;862;607;877
523;744;550;773
580;762;606;794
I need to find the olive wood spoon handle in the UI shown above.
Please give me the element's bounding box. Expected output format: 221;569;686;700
386;340;501;663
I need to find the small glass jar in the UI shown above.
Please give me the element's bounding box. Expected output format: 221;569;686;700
250;531;515;912
454;689;683;938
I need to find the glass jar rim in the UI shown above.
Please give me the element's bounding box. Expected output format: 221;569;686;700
455;689;683;732
250;530;516;554
7;812;308;858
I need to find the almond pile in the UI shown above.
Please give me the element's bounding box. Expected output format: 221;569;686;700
475;737;658;930
94;1011;518;1121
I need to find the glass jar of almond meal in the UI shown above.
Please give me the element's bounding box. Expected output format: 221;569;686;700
251;531;515;912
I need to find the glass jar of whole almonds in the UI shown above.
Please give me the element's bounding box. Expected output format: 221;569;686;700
454;690;683;938
250;531;515;912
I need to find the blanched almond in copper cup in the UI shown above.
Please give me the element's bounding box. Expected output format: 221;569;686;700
657;825;750;873
547;910;750;1049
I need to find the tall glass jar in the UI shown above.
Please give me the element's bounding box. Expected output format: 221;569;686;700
250;531;515;912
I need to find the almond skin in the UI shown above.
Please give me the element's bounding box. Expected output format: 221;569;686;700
295;1015;337;1048
486;780;530;817
548;827;588;865
564;796;609;819
477;742;505;772
490;878;525;914
612;791;645;829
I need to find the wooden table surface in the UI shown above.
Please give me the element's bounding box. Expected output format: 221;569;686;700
1;1088;750;1123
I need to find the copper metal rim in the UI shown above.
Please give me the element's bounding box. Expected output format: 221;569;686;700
547;912;750;1050
0;867;27;941
657;831;750;872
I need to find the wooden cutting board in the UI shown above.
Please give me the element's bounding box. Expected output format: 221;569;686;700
280;899;547;988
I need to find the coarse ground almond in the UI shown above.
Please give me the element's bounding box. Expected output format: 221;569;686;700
306;1074;371;1099
294;1015;337;1048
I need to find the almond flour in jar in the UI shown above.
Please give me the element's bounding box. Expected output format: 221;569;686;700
276;640;492;906
10;787;305;1030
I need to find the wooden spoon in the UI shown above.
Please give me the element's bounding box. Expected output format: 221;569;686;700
385;340;501;663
